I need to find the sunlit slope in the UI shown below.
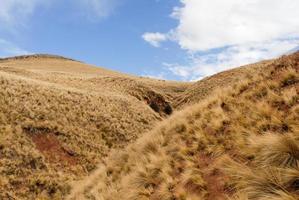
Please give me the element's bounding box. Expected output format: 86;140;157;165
0;53;292;199
0;55;189;199
174;59;275;108
70;53;299;200
0;55;190;110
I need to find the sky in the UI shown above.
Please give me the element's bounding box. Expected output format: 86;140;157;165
0;0;299;81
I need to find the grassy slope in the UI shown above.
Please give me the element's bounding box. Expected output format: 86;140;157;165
174;59;274;109
69;53;299;200
0;55;190;199
1;53;296;200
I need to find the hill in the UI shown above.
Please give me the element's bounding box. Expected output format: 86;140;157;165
0;55;190;199
1;53;297;199
174;59;274;109
68;52;299;200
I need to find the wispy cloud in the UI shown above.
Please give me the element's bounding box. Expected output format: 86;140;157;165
143;0;299;80
75;0;122;21
165;39;299;81
0;39;31;58
0;0;121;56
0;0;47;29
142;32;168;47
0;0;121;28
142;72;167;80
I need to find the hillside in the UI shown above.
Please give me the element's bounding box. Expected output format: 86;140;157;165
174;59;274;109
68;52;299;200
1;53;297;200
0;55;190;199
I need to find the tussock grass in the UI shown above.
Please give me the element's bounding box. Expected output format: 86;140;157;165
0;55;189;199
2;53;299;199
69;52;299;200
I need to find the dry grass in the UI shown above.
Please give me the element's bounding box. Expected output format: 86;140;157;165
1;53;299;199
68;52;299;200
174;59;275;109
0;55;189;199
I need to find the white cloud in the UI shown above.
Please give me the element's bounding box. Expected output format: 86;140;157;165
0;0;121;58
75;0;121;21
172;0;299;51
166;39;299;81
145;0;299;80
163;62;190;80
0;39;31;57
142;32;168;47
0;0;45;27
0;0;120;28
142;73;166;80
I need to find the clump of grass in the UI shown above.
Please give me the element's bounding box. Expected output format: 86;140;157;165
280;69;299;87
250;134;299;168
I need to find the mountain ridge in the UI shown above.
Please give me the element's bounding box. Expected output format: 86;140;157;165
0;54;79;62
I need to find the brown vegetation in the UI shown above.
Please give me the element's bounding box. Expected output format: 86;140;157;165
1;53;299;200
68;52;299;200
0;55;188;199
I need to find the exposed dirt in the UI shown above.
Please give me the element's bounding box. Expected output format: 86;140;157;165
24;127;78;166
197;153;229;200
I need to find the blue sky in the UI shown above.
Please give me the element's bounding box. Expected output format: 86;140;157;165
0;0;299;81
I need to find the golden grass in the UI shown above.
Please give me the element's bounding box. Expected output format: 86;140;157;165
174;59;275;109
68;52;299;200
1;53;299;199
0;55;189;199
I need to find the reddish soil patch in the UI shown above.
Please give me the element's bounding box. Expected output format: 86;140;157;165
24;127;77;166
197;153;230;200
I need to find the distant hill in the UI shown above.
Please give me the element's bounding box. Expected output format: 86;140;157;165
1;53;298;199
